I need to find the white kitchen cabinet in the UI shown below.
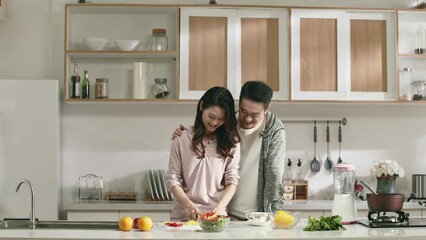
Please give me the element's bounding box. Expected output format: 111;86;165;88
398;10;426;102
179;8;289;100
291;9;396;101
119;211;170;222
67;210;119;221
64;4;178;101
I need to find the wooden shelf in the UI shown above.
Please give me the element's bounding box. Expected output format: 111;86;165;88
283;181;308;201
66;50;177;60
399;54;426;58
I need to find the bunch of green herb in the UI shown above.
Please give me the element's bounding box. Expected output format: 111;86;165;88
303;215;346;231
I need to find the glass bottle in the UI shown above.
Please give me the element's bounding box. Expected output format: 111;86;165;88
295;159;304;183
151;78;170;98
151;28;168;51
70;61;80;99
283;158;293;184
399;68;412;101
415;29;426;54
82;70;90;99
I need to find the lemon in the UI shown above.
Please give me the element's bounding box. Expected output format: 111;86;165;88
118;216;133;231
274;211;294;228
137;216;153;231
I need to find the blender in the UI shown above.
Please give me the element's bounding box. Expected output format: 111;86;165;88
332;163;357;224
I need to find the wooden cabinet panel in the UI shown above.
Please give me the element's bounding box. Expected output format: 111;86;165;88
350;19;387;92
188;16;227;91
300;18;337;92
241;18;279;91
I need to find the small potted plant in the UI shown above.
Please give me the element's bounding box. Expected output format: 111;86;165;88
370;159;405;194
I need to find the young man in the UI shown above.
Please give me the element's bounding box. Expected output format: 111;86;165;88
227;81;285;219
172;81;286;220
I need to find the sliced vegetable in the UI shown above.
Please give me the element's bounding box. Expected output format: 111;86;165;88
164;221;184;227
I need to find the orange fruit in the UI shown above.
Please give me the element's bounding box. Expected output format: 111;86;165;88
137;216;153;231
118;216;133;231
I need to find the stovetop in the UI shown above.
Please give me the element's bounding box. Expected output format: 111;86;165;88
358;210;426;228
359;218;426;228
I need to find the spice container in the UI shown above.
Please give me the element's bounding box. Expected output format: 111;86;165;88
151;28;168;51
151;78;170;98
411;80;425;100
95;78;109;99
399;68;412;101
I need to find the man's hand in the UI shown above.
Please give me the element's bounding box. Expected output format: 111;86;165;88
171;124;186;140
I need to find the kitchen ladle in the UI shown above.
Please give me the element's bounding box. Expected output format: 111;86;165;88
337;121;343;164
310;121;320;172
360;180;377;195
324;121;333;170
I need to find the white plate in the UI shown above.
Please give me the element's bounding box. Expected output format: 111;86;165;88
149;170;160;200
248;220;272;226
147;171;154;200
159;169;171;200
154;169;165;200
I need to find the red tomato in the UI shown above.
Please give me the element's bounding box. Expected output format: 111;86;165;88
165;222;183;227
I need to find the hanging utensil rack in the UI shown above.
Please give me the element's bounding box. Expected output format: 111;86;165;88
281;117;348;126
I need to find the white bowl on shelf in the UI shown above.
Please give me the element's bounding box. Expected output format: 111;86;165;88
83;37;110;51
115;40;140;51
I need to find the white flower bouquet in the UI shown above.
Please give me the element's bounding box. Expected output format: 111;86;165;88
370;159;404;178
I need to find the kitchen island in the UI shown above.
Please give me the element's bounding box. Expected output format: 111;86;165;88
0;221;425;240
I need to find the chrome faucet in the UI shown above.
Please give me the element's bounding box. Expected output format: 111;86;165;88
16;179;36;229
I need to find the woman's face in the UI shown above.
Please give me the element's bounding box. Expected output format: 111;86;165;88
201;105;225;134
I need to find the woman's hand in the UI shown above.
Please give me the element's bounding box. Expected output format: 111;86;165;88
171;124;186;140
186;202;202;220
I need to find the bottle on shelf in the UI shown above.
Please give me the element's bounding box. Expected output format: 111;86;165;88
70;61;81;99
415;29;426;54
82;70;90;99
399;68;412;101
283;158;293;185
295;159;304;183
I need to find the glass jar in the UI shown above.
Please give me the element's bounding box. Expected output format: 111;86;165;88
95;78;109;99
411;80;425;101
151;78;170;98
151;28;168;51
415;29;426;54
399;68;412;101
333;164;355;194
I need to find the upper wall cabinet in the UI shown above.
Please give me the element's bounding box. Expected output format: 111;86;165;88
64;4;178;102
179;8;289;100
398;11;426;101
291;9;396;101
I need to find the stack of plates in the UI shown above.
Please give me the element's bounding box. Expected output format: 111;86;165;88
147;169;173;201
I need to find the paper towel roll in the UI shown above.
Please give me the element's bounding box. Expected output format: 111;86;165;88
133;62;153;99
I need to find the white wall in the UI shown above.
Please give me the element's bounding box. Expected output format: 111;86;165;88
0;0;424;218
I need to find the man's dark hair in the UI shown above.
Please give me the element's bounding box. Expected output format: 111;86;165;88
239;81;273;107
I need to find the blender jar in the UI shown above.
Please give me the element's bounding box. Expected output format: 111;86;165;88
333;164;355;194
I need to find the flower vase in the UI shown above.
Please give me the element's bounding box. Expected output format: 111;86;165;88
376;175;397;194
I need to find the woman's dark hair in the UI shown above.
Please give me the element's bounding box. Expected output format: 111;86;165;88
239;80;273;108
192;86;240;159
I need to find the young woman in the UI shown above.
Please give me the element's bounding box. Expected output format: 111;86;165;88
166;87;240;221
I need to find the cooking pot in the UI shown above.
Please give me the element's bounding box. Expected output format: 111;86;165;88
366;193;405;212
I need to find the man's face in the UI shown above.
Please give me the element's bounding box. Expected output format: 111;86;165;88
238;98;267;129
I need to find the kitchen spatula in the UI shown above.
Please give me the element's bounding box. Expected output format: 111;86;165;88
310;121;320;172
324;121;333;170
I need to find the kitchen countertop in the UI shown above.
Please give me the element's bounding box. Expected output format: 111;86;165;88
63;200;424;211
0;221;425;240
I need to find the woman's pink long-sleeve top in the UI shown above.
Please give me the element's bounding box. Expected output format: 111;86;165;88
166;127;240;221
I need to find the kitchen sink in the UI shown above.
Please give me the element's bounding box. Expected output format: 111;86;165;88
0;219;118;229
